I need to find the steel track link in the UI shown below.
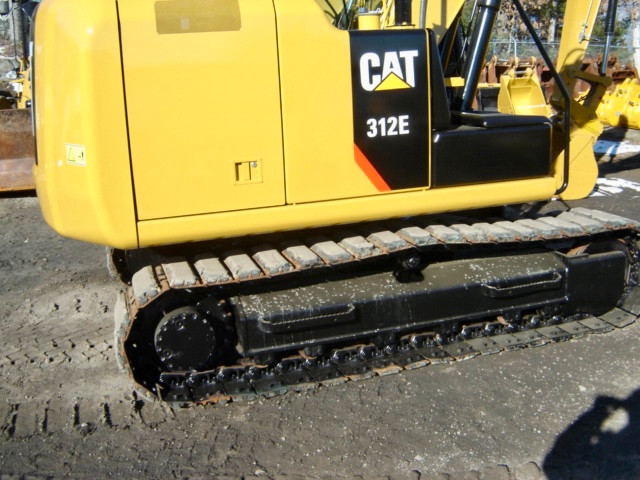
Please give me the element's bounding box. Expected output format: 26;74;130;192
115;208;640;405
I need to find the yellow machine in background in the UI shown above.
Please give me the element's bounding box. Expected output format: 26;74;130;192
497;69;551;116
32;0;639;404
0;58;35;192
9;58;32;110
0;0;37;193
597;78;640;129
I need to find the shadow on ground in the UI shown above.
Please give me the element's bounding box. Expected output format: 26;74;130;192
597;153;640;175
543;389;640;479
0;190;36;199
596;126;640;175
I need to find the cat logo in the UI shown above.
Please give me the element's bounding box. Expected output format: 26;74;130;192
359;50;419;92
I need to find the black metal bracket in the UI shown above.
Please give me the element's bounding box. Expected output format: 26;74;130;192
511;0;572;195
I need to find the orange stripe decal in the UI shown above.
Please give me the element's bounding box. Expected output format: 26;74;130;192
354;144;391;192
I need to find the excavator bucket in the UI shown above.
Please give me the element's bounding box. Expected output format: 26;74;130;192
0;108;35;192
597;78;640;129
497;69;551;117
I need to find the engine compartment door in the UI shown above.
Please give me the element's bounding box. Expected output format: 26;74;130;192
119;0;285;221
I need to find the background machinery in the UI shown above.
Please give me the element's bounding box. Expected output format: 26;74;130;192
0;0;37;192
33;0;639;404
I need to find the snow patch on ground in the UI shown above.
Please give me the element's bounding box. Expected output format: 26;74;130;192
594;140;640;156
589;177;640;197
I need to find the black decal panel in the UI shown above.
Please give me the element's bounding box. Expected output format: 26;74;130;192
349;30;429;190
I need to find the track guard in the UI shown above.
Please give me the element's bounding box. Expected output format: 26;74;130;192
234;249;628;356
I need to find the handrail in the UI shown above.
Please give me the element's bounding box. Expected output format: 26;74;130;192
511;0;572;195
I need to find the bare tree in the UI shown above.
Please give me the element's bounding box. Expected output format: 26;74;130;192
11;0;23;58
629;0;640;67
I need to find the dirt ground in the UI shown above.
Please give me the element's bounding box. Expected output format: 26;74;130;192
1;128;640;479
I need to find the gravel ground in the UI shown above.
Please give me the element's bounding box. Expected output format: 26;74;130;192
0;127;639;479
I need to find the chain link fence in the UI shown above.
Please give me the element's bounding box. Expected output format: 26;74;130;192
487;40;636;66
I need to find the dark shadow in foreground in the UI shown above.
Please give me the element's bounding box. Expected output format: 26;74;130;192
543;389;640;479
596;126;640;175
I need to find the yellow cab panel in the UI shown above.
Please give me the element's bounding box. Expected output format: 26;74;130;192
276;0;431;203
118;0;285;220
275;0;378;203
34;0;560;249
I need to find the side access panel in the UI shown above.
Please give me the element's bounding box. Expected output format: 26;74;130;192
118;0;285;221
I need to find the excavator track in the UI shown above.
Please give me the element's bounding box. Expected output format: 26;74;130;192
114;208;640;405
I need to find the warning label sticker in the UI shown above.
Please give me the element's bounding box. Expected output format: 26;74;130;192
66;144;86;166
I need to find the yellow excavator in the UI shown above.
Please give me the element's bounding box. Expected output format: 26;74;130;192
32;0;639;404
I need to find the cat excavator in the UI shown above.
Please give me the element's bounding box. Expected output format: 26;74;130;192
32;0;639;404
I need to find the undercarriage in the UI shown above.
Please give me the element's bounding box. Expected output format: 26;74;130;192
113;207;640;405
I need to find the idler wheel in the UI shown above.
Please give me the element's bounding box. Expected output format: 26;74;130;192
154;306;218;371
